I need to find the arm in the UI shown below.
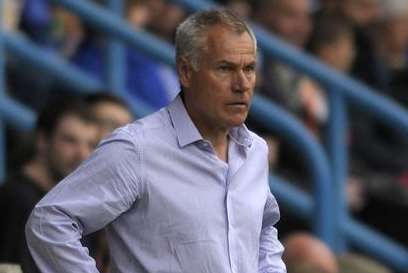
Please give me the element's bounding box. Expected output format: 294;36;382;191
25;130;143;273
258;191;286;273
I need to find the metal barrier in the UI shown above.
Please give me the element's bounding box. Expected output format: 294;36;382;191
0;0;407;271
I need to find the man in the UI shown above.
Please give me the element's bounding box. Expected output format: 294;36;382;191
283;233;338;273
85;93;134;140
253;0;313;115
254;0;312;49
0;96;99;273
26;10;286;273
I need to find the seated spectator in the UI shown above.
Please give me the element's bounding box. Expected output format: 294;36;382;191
299;16;355;137
7;1;85;111
335;0;384;90
283;232;339;273
252;0;313;117
372;0;408;84
0;96;99;273
86;93;134;141
19;0;84;56
220;0;253;19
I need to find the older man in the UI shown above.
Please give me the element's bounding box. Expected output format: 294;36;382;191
25;9;286;273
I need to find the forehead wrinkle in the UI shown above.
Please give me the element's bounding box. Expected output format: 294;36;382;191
204;24;254;50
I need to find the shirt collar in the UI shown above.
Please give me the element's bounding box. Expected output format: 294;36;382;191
229;125;253;149
167;95;203;147
167;94;253;149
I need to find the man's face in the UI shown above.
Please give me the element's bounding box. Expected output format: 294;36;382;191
320;34;356;72
180;25;256;133
260;0;312;48
91;102;133;139
342;0;380;27
45;115;99;181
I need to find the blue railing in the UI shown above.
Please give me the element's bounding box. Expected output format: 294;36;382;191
0;0;407;271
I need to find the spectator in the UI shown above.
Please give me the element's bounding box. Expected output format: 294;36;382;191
339;0;380;27
19;0;84;56
252;0;313;115
374;0;408;73
147;0;186;44
86;93;134;141
335;0;384;90
314;0;339;17
126;0;152;30
283;232;338;273
299;16;355;136
248;0;314;191
223;0;253;19
254;0;312;48
0;96;99;273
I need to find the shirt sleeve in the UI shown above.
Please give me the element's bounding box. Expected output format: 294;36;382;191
258;191;287;273
25;130;143;273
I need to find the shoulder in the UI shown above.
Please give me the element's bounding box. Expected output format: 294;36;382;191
99;108;170;145
95;108;175;160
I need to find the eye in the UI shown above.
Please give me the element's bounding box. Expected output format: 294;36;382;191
217;65;233;72
244;64;256;73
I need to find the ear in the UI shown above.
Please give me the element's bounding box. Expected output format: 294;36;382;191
177;57;193;89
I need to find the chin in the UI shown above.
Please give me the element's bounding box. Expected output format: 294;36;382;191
227;118;246;128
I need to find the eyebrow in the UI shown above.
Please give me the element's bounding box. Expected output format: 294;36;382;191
215;60;257;67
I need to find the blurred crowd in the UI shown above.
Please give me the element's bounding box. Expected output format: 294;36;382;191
1;0;408;273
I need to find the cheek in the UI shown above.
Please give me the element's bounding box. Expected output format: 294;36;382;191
54;142;75;162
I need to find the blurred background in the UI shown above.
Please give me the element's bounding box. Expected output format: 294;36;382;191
1;0;408;273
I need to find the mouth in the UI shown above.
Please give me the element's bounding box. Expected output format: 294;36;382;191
226;102;249;109
227;102;249;112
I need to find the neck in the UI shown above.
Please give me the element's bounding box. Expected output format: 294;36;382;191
23;158;56;192
195;121;230;162
182;93;230;161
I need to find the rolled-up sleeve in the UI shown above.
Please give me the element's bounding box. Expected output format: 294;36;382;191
25;130;143;273
258;191;286;273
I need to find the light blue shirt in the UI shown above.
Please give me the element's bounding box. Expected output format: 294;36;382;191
26;95;286;273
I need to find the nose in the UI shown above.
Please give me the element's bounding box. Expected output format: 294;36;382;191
232;70;251;93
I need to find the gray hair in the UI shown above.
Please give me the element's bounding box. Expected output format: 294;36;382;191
175;9;257;70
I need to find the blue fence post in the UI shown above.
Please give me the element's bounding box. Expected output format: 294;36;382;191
326;88;348;253
105;0;125;95
251;96;335;248
0;0;6;183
